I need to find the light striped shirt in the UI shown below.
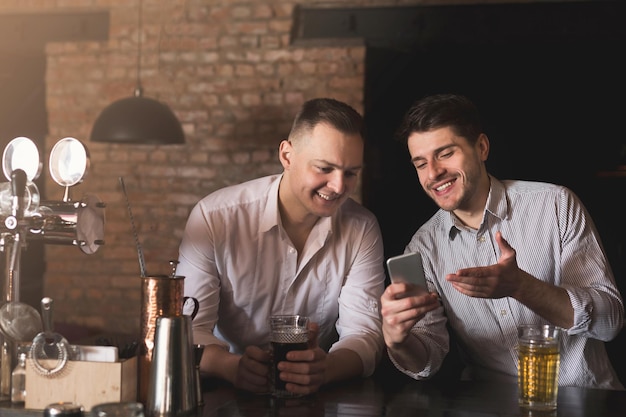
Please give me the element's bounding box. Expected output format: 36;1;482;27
396;176;624;389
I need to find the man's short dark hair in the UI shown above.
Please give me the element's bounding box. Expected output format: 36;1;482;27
396;93;483;146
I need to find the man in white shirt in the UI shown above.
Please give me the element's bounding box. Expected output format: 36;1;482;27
177;98;385;395
380;93;624;389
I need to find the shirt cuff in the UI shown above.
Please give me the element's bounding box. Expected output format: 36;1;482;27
563;286;593;334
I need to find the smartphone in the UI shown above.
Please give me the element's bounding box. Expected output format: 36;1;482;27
386;252;428;289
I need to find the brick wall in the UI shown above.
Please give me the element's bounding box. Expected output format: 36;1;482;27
0;0;516;336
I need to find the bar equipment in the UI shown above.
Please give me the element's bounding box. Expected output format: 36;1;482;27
138;270;198;404
119;177;146;278
30;297;72;377
91;401;145;417
193;344;204;407
145;315;196;417
0;301;42;342
119;177;199;406
0;136;105;399
10;344;27;404
44;402;85;417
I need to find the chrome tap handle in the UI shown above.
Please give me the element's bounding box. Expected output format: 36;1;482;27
10;169;27;219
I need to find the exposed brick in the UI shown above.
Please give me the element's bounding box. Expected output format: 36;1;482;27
7;0;391;336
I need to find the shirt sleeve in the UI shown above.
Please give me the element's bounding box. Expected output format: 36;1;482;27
386;305;450;380
558;188;624;340
177;201;229;350
388;244;450;379
331;215;386;377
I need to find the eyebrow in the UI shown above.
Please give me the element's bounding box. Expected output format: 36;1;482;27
410;144;457;163
314;159;363;171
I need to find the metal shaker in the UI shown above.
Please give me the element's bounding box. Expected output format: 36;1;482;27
145;315;197;417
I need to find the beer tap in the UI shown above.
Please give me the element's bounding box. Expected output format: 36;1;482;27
3;169;27;232
6;168;28;303
0;168;28;400
0;136;106;399
10;169;26;220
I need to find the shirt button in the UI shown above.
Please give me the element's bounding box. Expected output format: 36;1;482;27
289;247;296;254
500;309;507;316
478;235;486;242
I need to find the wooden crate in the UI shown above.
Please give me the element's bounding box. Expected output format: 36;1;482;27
25;356;137;411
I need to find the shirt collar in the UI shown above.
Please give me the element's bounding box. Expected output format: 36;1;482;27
259;173;334;239
260;174;282;233
485;175;509;221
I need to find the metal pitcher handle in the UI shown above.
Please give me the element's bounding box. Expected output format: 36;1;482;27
183;296;199;319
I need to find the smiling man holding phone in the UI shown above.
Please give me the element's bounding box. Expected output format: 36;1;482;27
380;93;624;390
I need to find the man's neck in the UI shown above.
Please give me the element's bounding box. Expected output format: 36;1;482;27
452;175;491;230
278;193;319;255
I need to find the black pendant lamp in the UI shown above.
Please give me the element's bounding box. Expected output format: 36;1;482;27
90;0;184;145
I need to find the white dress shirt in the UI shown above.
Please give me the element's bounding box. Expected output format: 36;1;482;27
177;174;385;376
394;176;624;389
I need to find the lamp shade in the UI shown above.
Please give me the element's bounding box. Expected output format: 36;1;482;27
90;96;185;145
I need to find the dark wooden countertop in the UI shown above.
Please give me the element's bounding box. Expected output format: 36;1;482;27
3;362;625;417
197;376;626;417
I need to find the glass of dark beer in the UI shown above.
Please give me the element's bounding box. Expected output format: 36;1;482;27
269;315;309;398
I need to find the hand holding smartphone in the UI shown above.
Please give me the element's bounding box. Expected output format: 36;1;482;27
386;252;428;290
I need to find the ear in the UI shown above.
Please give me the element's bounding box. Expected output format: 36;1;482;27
477;133;490;161
278;140;293;169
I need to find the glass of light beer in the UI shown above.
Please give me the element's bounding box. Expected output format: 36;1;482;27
517;324;561;411
269;315;309;398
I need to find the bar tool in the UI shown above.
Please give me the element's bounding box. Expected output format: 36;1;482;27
0;301;42;342
146;315;197;417
119;176;146;277
30;297;71;376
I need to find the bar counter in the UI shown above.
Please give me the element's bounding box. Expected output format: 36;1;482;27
198;374;626;417
2;372;625;417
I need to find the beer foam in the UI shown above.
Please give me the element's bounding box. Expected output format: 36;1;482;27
271;327;308;343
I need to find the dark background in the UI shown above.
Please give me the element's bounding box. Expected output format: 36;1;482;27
360;1;626;383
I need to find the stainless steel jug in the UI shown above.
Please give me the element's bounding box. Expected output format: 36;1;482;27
145;315;197;417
